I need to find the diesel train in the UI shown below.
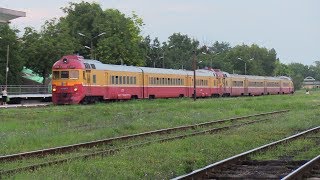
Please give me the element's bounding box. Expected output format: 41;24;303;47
52;55;294;104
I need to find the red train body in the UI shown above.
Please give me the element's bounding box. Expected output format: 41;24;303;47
52;55;294;104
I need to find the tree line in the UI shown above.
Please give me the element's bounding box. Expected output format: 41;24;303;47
0;2;316;90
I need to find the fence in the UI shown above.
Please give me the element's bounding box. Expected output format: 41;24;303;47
0;85;52;95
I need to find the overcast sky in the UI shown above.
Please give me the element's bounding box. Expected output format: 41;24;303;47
1;0;319;65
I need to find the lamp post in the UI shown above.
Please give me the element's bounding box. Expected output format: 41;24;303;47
78;32;106;59
5;45;9;87
237;57;253;75
193;50;197;101
159;45;174;68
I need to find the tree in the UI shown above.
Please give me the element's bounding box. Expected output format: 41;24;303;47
141;35;152;67
163;33;199;70
21;19;75;84
287;63;309;90
61;2;145;66
0;24;24;85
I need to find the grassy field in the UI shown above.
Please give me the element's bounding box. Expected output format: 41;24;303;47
1;90;319;179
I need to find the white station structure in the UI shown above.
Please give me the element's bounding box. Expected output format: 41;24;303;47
0;7;26;24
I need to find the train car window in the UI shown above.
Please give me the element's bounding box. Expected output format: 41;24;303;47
53;71;60;80
123;76;126;84
127;76;130;84
93;75;96;84
115;76;119;84
133;77;136;84
111;76;114;84
83;71;86;80
130;77;133;84
70;70;79;79
119;76;122;84
61;71;69;79
90;64;96;69
84;63;91;69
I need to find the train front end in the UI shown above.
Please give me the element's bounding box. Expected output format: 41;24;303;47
52;55;85;105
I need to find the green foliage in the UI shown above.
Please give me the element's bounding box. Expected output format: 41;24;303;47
161;33;199;70
60;2;145;66
286;63;309;90
0;24;24;85
21;19;75;84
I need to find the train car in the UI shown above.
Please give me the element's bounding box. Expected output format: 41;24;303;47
229;74;246;96
246;75;266;96
279;76;294;94
52;55;219;104
52;55;294;105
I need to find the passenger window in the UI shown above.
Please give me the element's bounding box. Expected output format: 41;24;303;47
119;76;122;84
70;70;79;79
61;71;69;79
53;71;60;80
115;76;119;84
83;71;86;80
134;77;136;84
111;76;115;84
93;75;96;84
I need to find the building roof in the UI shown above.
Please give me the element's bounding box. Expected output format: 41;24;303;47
0;7;26;23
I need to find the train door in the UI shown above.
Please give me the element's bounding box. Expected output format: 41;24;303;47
244;78;248;95
104;72;109;98
145;74;149;98
187;76;192;97
264;80;267;95
222;78;227;94
85;70;91;94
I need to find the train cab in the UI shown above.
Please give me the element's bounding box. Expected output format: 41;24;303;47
52;55;86;104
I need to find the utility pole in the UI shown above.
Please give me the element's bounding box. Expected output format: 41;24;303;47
193;50;197;101
6;45;9;87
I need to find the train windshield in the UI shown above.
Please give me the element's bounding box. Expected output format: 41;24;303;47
52;70;79;80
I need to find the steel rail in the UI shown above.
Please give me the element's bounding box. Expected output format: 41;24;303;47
172;126;320;180
0;110;288;162
0;117;274;177
282;154;320;180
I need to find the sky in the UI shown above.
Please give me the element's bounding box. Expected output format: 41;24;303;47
1;0;319;66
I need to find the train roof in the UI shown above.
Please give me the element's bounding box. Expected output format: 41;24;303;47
83;59;216;77
83;59;142;73
229;74;292;81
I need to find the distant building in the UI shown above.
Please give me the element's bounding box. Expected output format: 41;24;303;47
302;76;320;89
0;7;26;24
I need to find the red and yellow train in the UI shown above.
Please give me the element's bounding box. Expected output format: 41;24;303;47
52;55;294;104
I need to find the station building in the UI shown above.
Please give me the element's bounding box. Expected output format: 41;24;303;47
0;7;26;24
302;76;320;89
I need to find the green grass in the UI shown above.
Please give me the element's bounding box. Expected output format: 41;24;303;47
1;90;320;179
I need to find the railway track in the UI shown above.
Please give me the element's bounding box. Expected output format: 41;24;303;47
0;110;288;177
0;103;51;109
173;126;320;180
282;155;320;179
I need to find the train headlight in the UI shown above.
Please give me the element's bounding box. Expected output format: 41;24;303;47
74;87;78;92
52;88;57;92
